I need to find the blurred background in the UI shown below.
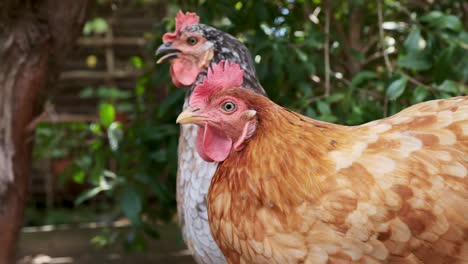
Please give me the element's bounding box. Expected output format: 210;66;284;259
6;0;466;263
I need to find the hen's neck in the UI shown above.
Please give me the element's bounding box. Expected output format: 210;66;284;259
211;102;347;210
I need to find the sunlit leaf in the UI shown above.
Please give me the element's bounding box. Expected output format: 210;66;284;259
99;103;115;128
386;77;408;100
93;18;109;34
72;170;86;184
75;186;104;205
130;56;144;69
89;123;102;135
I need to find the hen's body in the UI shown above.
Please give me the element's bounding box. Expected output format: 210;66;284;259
208;93;468;264
177;98;223;264
169;25;265;263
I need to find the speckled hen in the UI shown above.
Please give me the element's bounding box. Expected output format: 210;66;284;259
177;61;468;264
155;11;265;264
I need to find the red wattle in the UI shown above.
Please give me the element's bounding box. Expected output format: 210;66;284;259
170;59;199;87
196;124;232;162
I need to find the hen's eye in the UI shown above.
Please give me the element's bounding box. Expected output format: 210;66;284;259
187;37;198;45
221;101;236;112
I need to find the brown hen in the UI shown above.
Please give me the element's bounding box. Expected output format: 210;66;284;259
177;61;468;264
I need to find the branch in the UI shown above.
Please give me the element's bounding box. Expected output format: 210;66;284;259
377;0;392;117
324;0;331;97
398;71;436;94
363;50;386;65
331;71;352;86
361;34;379;54
377;0;393;76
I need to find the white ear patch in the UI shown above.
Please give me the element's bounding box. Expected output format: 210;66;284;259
242;110;257;120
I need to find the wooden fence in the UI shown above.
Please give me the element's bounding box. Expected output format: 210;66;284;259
30;1;167;208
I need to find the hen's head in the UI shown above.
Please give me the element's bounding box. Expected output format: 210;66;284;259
176;60;263;162
156;11;264;94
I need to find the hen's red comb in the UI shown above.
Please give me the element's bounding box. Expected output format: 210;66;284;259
190;61;244;107
162;10;200;43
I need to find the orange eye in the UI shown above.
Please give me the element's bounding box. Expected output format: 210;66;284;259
187;36;198;45
221;101;236;112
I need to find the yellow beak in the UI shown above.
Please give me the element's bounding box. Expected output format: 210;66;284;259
176;109;208;124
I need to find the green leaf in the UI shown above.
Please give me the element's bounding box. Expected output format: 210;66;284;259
404;28;423;52
72;170;86;184
304;107;316;118
125;230;147;252
412;86;429;103
91;233;112;248
83;18;109;35
317;114;338;123
420;11;462;31
350;49;365;62
386;77;408;100
420;11;444;23
325;93;345;103
135;78;147;96
89;123;102;135
99;103;115;128
89;141;102;151
121;186;142;224
295;49;308;62
398;52;431;71
438;15;462;31
79;87;95;98
436;80;458;93
130;56;144;69
75;186;104;205
150;149;167;162
93;18;109;34
351;71;377;87
82;22;93;35
76;155;92;169
316;101;331;115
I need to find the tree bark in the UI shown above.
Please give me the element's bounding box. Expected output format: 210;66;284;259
0;1;93;262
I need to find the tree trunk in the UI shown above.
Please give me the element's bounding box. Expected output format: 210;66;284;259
0;1;93;262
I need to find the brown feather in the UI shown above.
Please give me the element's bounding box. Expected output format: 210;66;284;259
207;91;468;264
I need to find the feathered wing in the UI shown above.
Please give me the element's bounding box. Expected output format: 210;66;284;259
314;96;468;263
209;96;468;264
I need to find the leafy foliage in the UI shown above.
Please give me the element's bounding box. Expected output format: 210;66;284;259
38;0;467;250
